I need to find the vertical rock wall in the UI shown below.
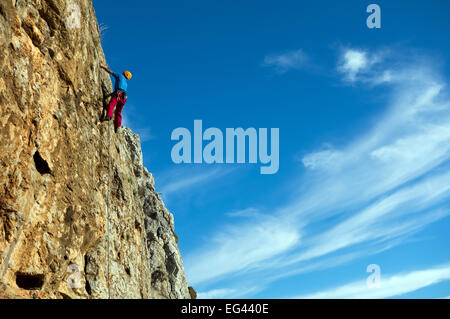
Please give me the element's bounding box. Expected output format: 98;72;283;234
0;0;190;299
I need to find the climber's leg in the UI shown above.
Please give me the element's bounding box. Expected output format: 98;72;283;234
106;92;118;119
114;103;124;128
113;93;127;129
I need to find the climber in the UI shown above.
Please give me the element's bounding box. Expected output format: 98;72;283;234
101;65;132;133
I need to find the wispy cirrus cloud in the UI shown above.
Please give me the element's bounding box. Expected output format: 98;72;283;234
197;286;262;299
134;127;154;142
158;167;234;201
185;214;301;285
197;288;238;299
263;49;309;73
295;263;450;299
226;207;261;218
300;149;343;170
184;47;450;297
121;104;154;142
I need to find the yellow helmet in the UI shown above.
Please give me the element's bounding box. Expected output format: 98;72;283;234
123;71;132;80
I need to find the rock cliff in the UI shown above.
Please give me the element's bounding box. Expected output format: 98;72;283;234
0;0;191;299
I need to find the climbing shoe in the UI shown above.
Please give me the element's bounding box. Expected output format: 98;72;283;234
102;115;111;122
114;126;120;133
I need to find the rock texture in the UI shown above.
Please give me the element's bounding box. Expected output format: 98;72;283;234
0;0;190;299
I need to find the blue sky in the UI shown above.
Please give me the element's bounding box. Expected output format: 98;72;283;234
94;0;450;298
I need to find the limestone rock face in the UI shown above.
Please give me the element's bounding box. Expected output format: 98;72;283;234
0;0;190;299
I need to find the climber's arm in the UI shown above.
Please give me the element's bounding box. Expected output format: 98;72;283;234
101;65;114;75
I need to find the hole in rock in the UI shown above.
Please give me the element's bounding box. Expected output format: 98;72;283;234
33;151;51;175
85;280;92;295
15;272;45;290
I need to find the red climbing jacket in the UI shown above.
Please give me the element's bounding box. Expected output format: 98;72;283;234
107;90;127;128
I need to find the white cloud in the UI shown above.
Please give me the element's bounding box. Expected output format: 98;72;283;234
297;83;450;215
288;170;450;263
337;48;385;82
226;207;261;218
197;288;238;299
301;149;343;170
121;104;154;142
372;70;393;84
339;50;369;80
159;168;232;200
197;286;261;299
134;127;154;142
296;263;450;299
185;215;301;285
263;49;308;73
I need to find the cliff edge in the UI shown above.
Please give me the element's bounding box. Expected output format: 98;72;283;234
0;0;191;299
